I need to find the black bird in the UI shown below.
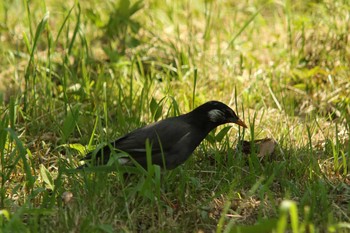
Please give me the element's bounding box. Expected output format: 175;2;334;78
79;101;247;170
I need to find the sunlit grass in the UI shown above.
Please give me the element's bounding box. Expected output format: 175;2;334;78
0;0;349;232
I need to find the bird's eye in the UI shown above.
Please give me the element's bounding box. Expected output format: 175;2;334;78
229;109;235;117
208;109;225;122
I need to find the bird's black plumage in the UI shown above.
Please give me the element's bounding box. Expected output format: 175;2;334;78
79;101;247;170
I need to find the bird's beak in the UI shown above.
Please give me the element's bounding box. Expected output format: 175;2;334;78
235;119;248;128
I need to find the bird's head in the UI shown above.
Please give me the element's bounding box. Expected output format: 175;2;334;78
193;101;248;128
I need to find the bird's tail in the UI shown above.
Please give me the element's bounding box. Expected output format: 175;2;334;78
77;145;111;169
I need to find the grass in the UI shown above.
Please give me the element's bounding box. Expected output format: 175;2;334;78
0;0;350;232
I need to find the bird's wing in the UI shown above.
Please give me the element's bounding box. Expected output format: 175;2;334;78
112;117;192;158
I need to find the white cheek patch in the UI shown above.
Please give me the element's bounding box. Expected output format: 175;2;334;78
208;109;225;122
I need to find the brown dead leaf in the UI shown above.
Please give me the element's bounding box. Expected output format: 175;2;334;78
258;138;277;158
62;191;73;204
238;138;277;159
